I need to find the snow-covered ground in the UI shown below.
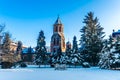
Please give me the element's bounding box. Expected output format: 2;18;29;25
0;65;120;80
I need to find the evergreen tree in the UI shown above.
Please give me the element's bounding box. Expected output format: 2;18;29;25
2;32;11;54
51;47;62;64
16;41;23;54
98;37;113;69
111;36;120;69
27;46;33;62
71;36;83;66
72;36;78;53
35;30;47;66
14;41;23;63
28;46;32;54
0;24;5;45
65;41;72;65
80;12;105;66
99;35;120;69
114;36;120;52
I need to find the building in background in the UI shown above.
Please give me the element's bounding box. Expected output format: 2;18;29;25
50;16;66;53
22;47;35;63
112;29;120;38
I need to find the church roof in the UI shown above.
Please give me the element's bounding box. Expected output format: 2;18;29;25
54;16;62;24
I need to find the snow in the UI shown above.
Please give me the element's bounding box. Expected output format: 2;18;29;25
0;65;120;80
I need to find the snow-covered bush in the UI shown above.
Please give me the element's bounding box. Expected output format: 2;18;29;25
82;62;90;68
55;64;66;70
20;62;27;68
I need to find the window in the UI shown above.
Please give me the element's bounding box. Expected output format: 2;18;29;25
57;37;59;45
55;27;57;32
53;38;56;45
59;26;61;32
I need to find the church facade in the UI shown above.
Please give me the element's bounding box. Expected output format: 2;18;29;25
50;16;65;53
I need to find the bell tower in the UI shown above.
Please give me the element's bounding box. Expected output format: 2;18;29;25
51;16;65;53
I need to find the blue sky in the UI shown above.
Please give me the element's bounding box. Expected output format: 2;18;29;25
0;0;120;47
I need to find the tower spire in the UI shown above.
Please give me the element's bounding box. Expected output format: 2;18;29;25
54;15;62;24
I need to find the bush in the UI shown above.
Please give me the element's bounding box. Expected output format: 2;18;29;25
55;64;66;70
82;62;90;68
20;63;27;68
1;62;13;69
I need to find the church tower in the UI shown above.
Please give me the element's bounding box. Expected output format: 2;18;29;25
51;16;65;53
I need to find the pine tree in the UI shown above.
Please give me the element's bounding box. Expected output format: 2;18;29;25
72;36;78;53
99;35;120;69
0;24;5;46
16;41;22;54
111;36;120;69
0;24;5;33
80;12;105;66
65;41;72;65
35;30;47;66
2;32;11;54
98;37;113;69
51;47;62;64
27;46;33;62
28;46;32;54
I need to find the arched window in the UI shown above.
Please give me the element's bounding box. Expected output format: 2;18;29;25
55;26;57;32
56;37;59;45
59;26;61;32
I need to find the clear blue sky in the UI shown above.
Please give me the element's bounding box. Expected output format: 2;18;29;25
0;0;120;47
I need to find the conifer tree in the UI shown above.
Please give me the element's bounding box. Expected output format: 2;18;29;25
35;30;47;66
0;24;5;45
65;41;72;65
72;36;78;53
13;41;23;64
28;46;32;54
80;12;105;66
2;32;11;54
0;24;5;35
99;35;120;69
16;41;23;54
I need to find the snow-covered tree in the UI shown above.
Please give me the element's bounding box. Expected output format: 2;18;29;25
80;12;105;66
99;36;120;69
2;32;11;54
0;24;5;45
0;24;5;34
65;41;72;65
35;30;47;66
70;36;83;66
16;41;22;54
72;36;78;53
98;37;113;69
70;52;83;67
51;47;62;64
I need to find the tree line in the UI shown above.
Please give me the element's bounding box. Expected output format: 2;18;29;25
34;12;120;69
0;11;120;69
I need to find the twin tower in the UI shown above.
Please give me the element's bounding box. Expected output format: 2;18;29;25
50;16;66;53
